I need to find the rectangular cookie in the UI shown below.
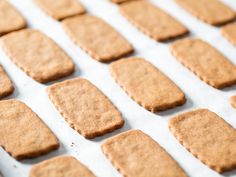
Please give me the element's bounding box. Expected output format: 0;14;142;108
0;65;14;98
47;77;124;139
230;96;236;109
222;23;236;46
119;0;188;41
102;130;188;177
175;0;236;26
0;0;26;36
62;14;133;62
0;99;59;160
34;0;85;20
169;109;236;173
170;38;236;89
1;29;75;83
110;57;186;112
30;156;96;177
111;0;136;4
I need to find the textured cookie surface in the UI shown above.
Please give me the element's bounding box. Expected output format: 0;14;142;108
47;77;124;139
0;65;14;98
30;156;96;177
0;99;59;160
171;38;236;89
110;57;186;112
1;29;75;83
175;0;236;26
62;14;133;62
111;0;136;4
230;96;236;109
0;0;26;36
34;0;85;20
222;23;236;46
102;130;188;177
169;109;236;173
120;0;188;41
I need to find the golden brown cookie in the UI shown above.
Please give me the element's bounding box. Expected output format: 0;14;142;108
110;57;186;112
222;23;236;46
102;130;188;177
169;109;236;173
34;0;85;20
175;0;236;26
62;14;134;62
111;0;136;4
0;99;59;160
119;0;188;41
0;65;14;98
29;156;96;177
47;77;124;139
0;0;26;36
230;96;236;109
170;38;236;89
1;29;75;83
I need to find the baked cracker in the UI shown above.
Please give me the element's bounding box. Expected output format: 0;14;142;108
34;0;85;20
230;96;236;109
120;0;188;41
110;57;186;112
62;14;134;62
30;156;96;177
0;99;59;160
1;29;75;83
169;109;236;173
102;130;188;177
175;0;236;26
47;77;124;139
170;38;236;89
0;0;26;36
222;23;236;46
0;65;14;98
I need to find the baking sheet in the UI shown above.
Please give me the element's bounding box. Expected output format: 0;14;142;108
0;0;236;176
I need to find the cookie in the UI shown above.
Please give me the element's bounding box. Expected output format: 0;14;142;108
222;23;236;46
1;29;75;83
175;0;236;26
0;65;14;98
0;99;59;160
62;14;134;62
170;38;236;89
47;77;124;139
34;0;85;20
30;156;96;177
102;130;188;177
119;0;188;41
110;57;186;112
0;0;26;36
111;0;136;4
169;109;236;173
230;96;236;109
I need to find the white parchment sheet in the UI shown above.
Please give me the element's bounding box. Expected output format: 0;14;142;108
0;0;236;176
